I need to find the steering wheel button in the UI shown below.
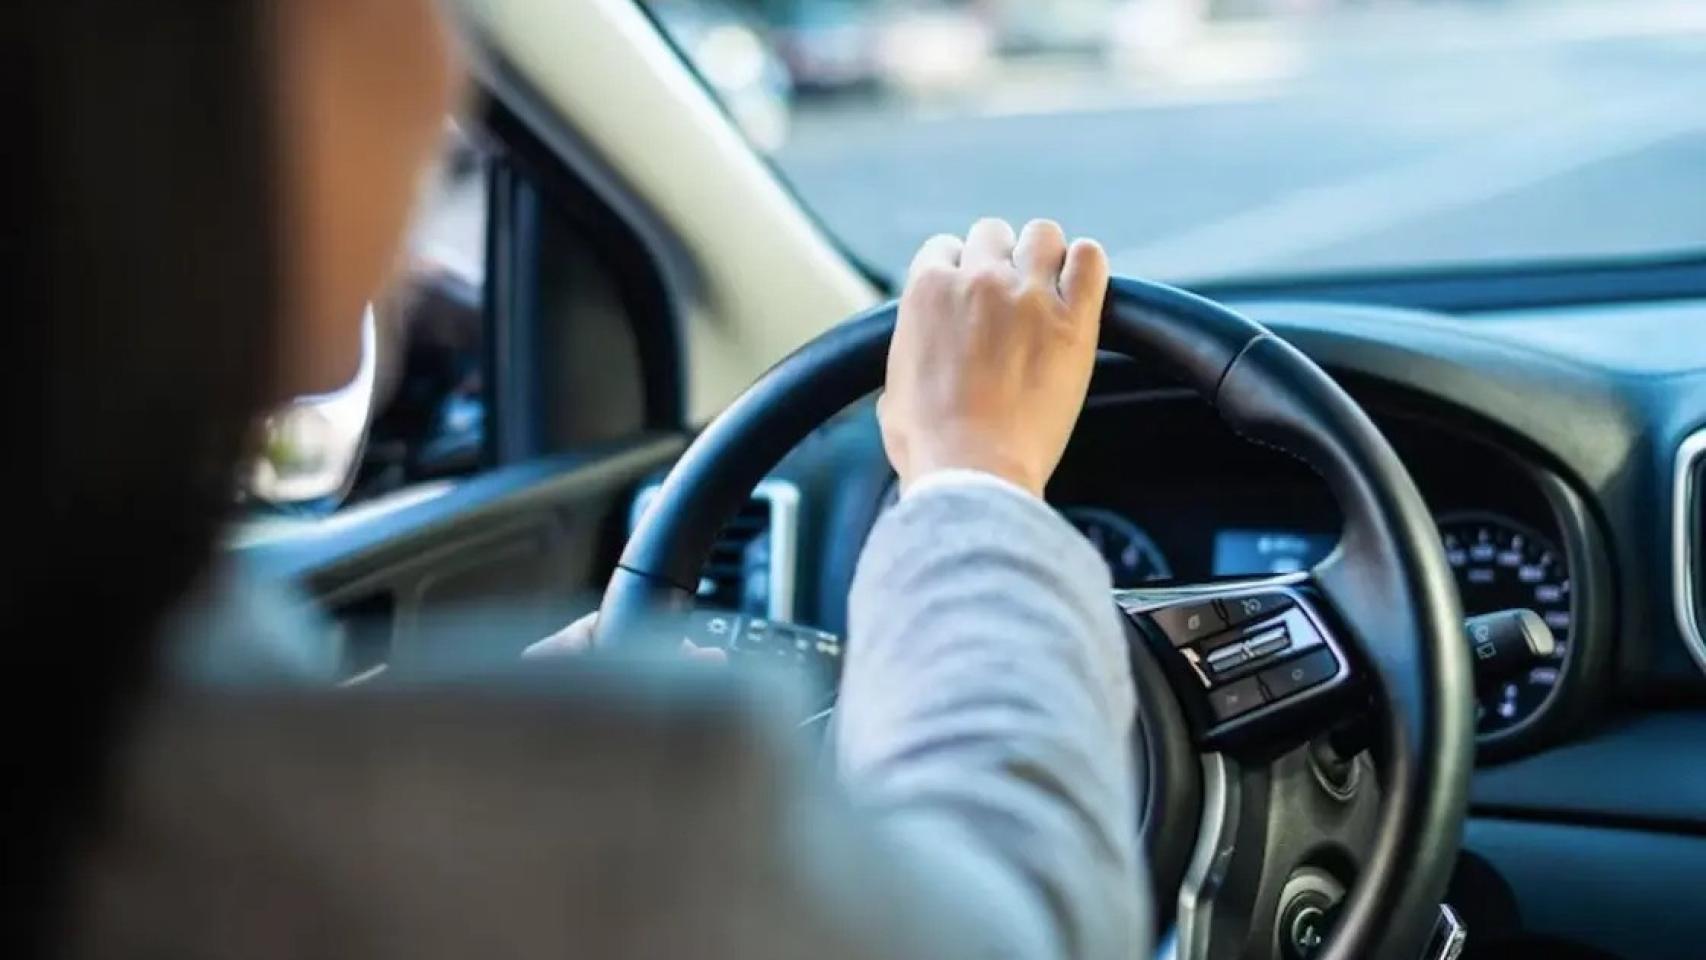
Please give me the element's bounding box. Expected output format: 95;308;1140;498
688;611;746;648
1153;601;1229;646
1207;676;1267;720
1221;592;1294;628
1258;649;1339;701
1205;643;1249;674
1283;900;1337;960
1242;626;1291;660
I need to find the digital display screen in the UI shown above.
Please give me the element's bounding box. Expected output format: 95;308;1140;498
1213;529;1336;577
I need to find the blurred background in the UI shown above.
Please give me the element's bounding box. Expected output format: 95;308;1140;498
629;0;1706;282
255;0;1706;515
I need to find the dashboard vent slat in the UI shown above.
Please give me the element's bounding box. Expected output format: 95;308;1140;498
1672;431;1706;678
630;480;799;620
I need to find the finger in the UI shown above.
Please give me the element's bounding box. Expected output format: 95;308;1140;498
961;217;1017;270
522;611;597;659
681;639;729;665
907;233;963;281
1013;219;1068;288
1059;237;1111;312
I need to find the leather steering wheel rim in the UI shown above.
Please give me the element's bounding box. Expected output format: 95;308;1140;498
599;276;1474;960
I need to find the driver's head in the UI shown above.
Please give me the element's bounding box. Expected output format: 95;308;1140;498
272;0;462;397
9;1;457;953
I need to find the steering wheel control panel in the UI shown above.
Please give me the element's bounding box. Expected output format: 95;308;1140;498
680;609;843;703
1118;587;1350;745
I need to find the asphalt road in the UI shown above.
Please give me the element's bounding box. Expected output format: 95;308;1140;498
774;0;1706;284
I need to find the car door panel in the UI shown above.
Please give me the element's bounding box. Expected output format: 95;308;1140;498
239;434;686;679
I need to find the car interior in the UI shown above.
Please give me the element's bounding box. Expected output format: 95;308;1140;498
236;1;1706;958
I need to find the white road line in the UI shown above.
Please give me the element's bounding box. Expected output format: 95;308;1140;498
1109;90;1706;281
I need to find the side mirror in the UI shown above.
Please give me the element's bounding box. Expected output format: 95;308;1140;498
245;306;378;509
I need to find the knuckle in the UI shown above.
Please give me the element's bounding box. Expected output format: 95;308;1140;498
963;265;1013;299
1042;304;1095;343
1015;283;1057;315
911;263;956;289
904;275;957;312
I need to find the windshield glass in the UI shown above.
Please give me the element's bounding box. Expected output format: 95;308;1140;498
647;0;1706;284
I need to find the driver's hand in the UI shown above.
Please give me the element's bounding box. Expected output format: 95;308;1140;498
879;218;1108;497
523;611;599;658
524;611;726;663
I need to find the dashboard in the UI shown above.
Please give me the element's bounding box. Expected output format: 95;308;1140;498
642;293;1706;957
719;295;1706;765
597;293;1706;957
1045;391;1601;756
1062;502;1569;738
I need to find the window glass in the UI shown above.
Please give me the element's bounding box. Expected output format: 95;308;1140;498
359;126;490;501
646;0;1706;285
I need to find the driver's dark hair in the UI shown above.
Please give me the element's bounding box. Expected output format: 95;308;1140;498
5;4;279;953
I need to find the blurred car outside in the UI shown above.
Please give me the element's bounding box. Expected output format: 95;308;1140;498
874;3;996;96
770;0;885;93
648;0;796;151
768;0;993;97
988;0;1126;56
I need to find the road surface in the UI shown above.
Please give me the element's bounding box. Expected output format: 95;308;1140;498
774;0;1706;284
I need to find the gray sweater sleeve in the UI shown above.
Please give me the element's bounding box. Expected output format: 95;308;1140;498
834;481;1147;960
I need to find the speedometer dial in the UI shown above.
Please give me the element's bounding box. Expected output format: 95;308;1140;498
1061;507;1173;587
1438;512;1571;736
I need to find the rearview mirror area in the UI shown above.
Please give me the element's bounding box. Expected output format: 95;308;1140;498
245;306;378;511
241;122;489;519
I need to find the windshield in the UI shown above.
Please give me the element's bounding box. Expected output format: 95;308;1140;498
647;0;1706;284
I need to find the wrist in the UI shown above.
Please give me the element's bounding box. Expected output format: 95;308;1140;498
904;468;1042;504
902;448;1045;498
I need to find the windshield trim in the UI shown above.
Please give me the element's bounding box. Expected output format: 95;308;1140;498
1194;251;1706;315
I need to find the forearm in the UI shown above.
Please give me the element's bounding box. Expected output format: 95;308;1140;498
835;481;1145;959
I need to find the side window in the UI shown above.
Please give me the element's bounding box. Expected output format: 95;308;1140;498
359;126;490;501
246;123;490;514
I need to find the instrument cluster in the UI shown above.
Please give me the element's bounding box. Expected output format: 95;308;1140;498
1048;396;1603;757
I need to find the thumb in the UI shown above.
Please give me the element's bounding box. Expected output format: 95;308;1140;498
523;611;598;658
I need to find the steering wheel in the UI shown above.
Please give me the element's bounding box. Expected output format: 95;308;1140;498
598;277;1475;960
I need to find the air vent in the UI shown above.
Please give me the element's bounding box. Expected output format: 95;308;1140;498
630;480;799;620
1672;430;1706;677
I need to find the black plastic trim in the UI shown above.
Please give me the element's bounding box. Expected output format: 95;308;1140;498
1472;806;1706;841
605;278;1474;960
1476;467;1615;763
1215;333;1475;959
476;96;683;432
1125;614;1202;932
1201;253;1706;315
1463;814;1706;960
240;434;685;590
1470;710;1706;831
484;159;545;461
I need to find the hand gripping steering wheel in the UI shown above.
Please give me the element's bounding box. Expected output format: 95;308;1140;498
598;277;1475;960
